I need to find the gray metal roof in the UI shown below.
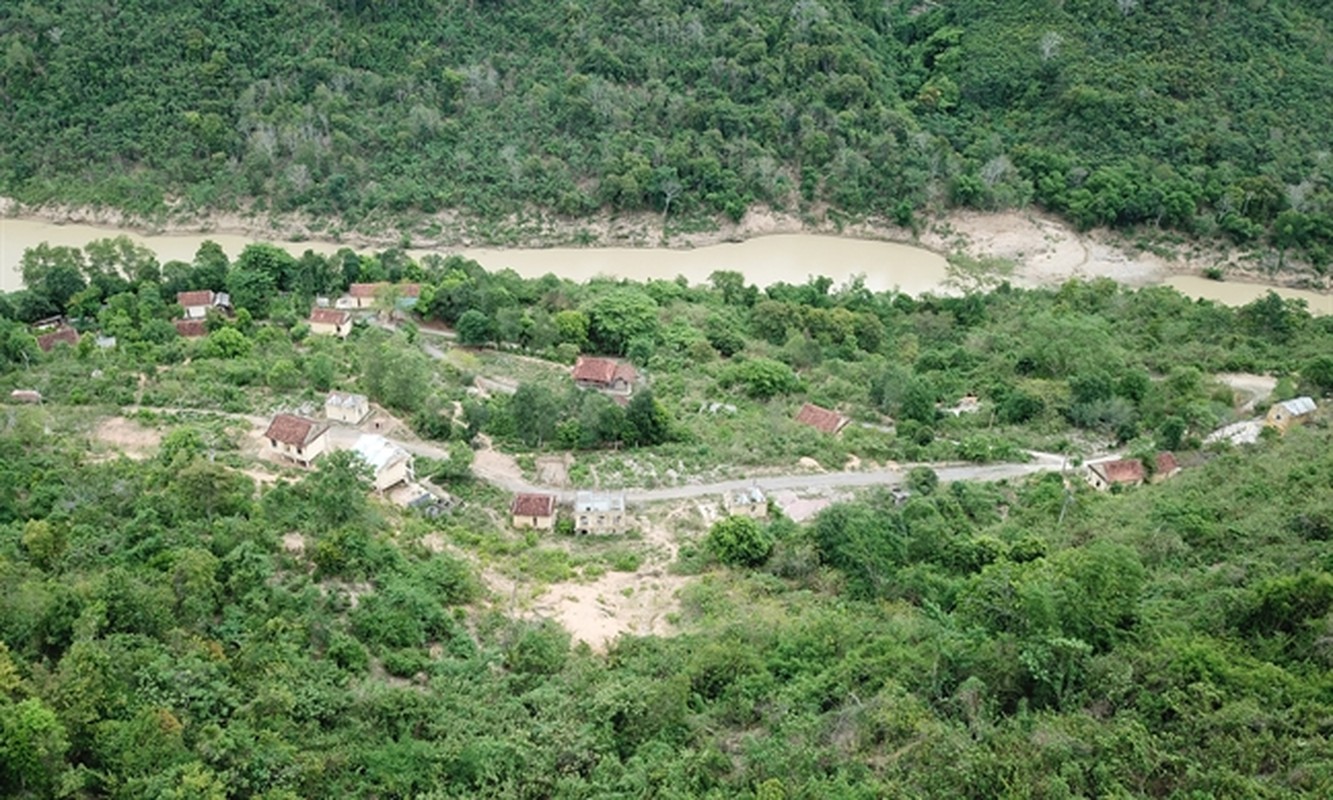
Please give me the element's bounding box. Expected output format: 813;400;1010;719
575;491;625;513
1277;396;1317;416
326;391;369;408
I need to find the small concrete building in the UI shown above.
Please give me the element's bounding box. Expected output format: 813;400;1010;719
724;487;768;519
264;414;330;467
309;308;353;338
574;491;629;535
1265;396;1317;434
1152;452;1182;483
511;493;557;530
325;391;371;425
351;434;413;492
176;290;230;319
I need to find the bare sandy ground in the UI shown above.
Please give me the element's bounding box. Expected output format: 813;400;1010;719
93;416;162;459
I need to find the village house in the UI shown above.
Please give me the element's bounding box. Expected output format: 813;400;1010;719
724;487;768;519
174;319;208;338
572;356;637;396
325;391;371;425
511;493;557;530
351;434;413;492
794;402;850;435
574;491;629;534
263;413;330;467
1085;458;1145;491
1153;452;1182;483
36;326;79;352
176;290;230;319
1265;396;1317;434
308;308;353;338
338;282;422;311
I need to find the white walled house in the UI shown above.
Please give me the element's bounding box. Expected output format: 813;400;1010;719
264;414;330;467
326;391;371;425
351;434;414;492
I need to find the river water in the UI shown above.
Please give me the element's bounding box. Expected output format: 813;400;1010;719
1;217;1329;314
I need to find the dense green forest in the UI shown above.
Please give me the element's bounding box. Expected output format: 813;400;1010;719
2;235;1333;795
3;1;1333;265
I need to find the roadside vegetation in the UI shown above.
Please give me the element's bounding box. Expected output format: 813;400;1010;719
1;196;1332;798
2;2;1333;273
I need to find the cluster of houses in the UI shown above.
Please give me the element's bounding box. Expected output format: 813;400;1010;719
260;390;413;492
509;484;770;534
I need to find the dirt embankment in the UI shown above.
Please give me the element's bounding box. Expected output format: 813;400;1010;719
8;193;1324;291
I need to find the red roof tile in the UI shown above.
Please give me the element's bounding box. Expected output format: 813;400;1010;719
1155;452;1180;475
349;283;385;298
264;414;327;446
399;283;421;297
174;319;208;338
573;356;617;384
794;403;849;434
177;290;214;308
36;326;79;352
511;493;556;518
309;308;352;326
1094;458;1145;485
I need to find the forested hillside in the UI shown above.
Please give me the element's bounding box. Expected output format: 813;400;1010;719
3;1;1333;263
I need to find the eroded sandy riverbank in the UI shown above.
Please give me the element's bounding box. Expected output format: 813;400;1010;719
2;198;1328;312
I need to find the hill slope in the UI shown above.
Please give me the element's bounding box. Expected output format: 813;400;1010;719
1;1;1332;261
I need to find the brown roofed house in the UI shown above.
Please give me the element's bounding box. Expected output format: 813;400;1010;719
36;326;79;352
346;282;385;309
573;356;637;395
511;493;557;530
1153;452;1182;483
174;319;208;338
177;290;215;319
264;413;330;466
308;308;353;338
794;402;850;435
1085;458;1145;492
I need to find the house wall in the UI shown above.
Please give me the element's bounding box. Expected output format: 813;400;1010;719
513;514;554;530
372;457;412;492
326;402;368;424
310;321;349;338
1265;407;1310;433
726;501;767;519
576;511;627;534
183;305;208;319
269;434;328;465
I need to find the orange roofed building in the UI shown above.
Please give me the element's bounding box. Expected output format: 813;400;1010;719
573;356;637;396
308;308;353;338
264;414;330;467
511;493;556;530
794;402;850;435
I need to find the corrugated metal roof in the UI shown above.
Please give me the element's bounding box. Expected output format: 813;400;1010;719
1277;396;1316;416
351;434;410;472
575;491;625;513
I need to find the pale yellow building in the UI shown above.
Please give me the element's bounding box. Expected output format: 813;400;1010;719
264;414;330;467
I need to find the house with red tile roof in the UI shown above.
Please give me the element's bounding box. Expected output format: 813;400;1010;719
572;356;637;395
176;290;231;319
263;414;330;467
309;308;353;338
36;326;79;353
794;402;850;435
511;493;557;530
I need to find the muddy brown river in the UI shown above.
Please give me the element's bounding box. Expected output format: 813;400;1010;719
1;217;1328;314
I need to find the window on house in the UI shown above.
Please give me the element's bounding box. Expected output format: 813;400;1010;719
297;446;304;455
269;438;276;447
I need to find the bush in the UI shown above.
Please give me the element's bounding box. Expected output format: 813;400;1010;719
706;515;774;568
